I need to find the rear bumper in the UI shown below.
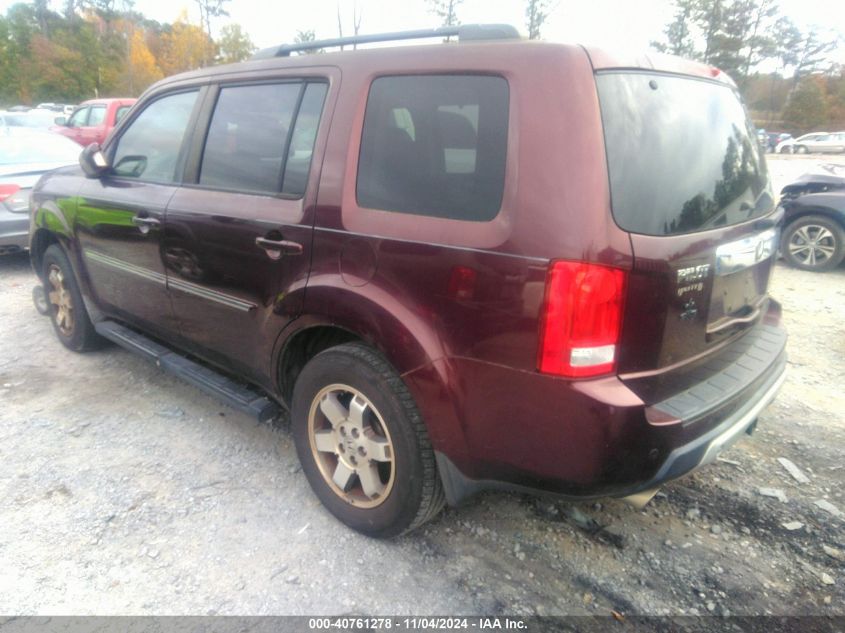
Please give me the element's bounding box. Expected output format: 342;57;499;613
420;318;787;506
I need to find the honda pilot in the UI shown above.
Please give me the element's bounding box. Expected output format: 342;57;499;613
29;25;787;537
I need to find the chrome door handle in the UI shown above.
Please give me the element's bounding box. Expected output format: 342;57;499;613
131;215;160;234
255;236;303;257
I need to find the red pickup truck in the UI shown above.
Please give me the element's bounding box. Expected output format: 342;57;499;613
51;98;136;147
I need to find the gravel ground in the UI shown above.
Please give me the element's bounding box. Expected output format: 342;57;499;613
0;155;843;616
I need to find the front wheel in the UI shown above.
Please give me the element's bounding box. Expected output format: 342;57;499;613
291;342;445;537
781;215;845;272
42;244;102;351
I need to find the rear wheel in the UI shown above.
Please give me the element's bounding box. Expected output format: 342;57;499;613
42;245;101;351
779;145;792;154
291;342;445;537
795;145;808;154
781;215;845;272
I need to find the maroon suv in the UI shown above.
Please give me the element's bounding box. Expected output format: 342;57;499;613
29;25;786;537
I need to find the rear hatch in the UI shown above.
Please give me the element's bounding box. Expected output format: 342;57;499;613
595;70;779;404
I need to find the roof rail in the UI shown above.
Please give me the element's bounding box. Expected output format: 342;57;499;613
251;24;521;60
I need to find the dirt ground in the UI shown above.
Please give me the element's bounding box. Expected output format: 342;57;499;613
0;155;842;616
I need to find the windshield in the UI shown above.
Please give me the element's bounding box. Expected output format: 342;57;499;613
0;134;81;165
597;72;770;236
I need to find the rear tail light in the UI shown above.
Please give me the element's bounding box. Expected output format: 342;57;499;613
537;261;627;378
0;184;20;202
0;184;30;213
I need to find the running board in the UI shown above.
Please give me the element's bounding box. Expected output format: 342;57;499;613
94;320;281;423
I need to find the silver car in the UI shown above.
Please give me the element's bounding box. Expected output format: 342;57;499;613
0;129;81;254
791;132;845;154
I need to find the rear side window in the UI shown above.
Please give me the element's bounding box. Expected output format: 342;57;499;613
115;106;131;123
597;72;769;236
199;82;306;195
357;75;509;221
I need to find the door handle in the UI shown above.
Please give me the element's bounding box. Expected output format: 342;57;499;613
132;215;160;234
255;236;303;258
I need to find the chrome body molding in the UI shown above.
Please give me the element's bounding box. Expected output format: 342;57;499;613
83;249;256;313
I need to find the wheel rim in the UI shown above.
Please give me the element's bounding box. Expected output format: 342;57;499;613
788;224;837;267
47;264;74;336
307;383;395;508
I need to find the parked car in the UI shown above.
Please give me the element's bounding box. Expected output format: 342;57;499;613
0;128;80;254
51;98;136;146
776;132;826;154
779;164;845;271
29;25;787;537
765;132;791;153
0;108;61;131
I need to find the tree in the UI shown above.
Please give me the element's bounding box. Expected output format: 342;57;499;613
525;0;552;40
217;23;254;64
782;78;828;130
193;0;228;38
427;0;462;28
791;27;840;87
293;29;323;54
125;28;162;94
651;0;695;57
160;10;215;74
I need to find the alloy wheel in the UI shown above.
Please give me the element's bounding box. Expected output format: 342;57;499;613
307;384;395;508
788;224;837;268
47;264;74;336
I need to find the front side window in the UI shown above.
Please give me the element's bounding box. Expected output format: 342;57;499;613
88;105;107;126
111;90;198;183
199;83;302;194
356;75;509;222
67;107;89;128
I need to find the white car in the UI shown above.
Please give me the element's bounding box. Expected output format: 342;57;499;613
778;131;845;154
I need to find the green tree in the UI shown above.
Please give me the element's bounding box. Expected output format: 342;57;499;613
217;23;254;63
525;0;552;40
651;0;696;57
427;0;462;30
293;29;323;54
782;78;828;130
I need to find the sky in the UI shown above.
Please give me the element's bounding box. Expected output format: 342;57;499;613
2;0;844;66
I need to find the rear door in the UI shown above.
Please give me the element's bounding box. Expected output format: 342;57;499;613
164;79;329;384
596;71;777;396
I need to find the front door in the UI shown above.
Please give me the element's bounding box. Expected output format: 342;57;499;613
75;89;201;337
164;80;329;385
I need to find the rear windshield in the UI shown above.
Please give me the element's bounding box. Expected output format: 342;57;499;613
596;72;770;236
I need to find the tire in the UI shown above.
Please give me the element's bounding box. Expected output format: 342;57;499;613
795;145;808;154
291;342;445;537
779;146;792;154
42;244;102;351
781;215;845;272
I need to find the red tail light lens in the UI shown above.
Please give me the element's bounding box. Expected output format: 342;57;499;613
0;184;20;202
538;261;627;378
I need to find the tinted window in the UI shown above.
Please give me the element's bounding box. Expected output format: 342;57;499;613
597;72;769;236
88;105;106;126
112;91;198;183
282;82;327;197
200;83;301;194
357;75;509;221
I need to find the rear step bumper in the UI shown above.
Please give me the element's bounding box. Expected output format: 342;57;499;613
94;320;281;423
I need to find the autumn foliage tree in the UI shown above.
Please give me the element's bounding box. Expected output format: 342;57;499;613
0;1;250;105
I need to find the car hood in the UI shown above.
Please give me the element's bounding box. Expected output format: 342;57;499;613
0;161;77;185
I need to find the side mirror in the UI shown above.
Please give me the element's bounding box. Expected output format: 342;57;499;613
54;116;66;125
80;143;109;178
